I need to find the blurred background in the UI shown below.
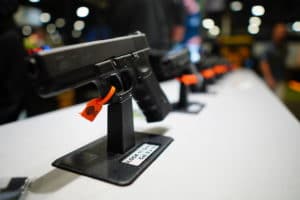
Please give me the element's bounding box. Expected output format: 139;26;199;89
1;0;300;124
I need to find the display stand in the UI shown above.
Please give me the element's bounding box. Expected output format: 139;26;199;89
52;92;173;186
172;82;205;114
190;81;207;93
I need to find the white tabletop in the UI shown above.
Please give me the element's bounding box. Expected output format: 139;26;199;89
0;69;299;200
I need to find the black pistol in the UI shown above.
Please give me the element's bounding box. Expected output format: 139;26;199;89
29;32;171;122
149;48;206;114
149;48;204;87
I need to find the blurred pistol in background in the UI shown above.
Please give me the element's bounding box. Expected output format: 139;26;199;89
149;48;205;92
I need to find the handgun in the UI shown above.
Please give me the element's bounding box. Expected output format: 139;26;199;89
28;32;171;122
149;48;204;89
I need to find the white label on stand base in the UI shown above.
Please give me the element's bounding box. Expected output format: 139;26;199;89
122;143;159;166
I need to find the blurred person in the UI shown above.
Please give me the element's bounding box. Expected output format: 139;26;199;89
182;0;201;44
163;0;186;46
109;0;185;50
260;23;288;94
0;0;27;124
177;0;202;63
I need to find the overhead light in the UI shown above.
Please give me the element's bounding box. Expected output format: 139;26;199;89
230;1;243;12
202;18;215;29
209;26;220;36
249;17;262;26
72;30;82;38
29;0;40;3
292;22;300;32
55;18;66;28
248;24;259;35
251;5;265;16
40;12;51;23
46;24;56;34
76;7;89;18
73;20;85;31
22;25;32;36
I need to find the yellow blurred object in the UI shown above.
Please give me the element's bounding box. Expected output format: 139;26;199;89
219;35;253;68
219;35;253;46
221;47;243;68
57;90;76;108
288;80;300;93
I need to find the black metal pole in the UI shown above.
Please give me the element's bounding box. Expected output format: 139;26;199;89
177;82;188;108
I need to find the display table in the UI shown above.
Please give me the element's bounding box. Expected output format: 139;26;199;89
0;69;299;200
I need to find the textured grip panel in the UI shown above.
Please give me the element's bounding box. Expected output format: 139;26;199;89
133;71;171;122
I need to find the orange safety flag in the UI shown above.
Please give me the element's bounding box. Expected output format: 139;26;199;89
201;69;215;79
177;74;199;86
80;86;116;122
213;65;228;74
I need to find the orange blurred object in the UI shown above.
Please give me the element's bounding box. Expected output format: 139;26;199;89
177;74;199;86
213;65;228;75
27;47;43;55
288;80;300;93
201;69;216;79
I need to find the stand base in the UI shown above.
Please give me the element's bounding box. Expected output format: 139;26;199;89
172;102;205;114
189;84;207;93
205;78;216;85
52;133;173;186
